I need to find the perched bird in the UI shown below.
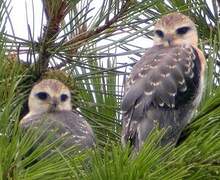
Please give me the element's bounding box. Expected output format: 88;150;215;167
20;79;95;150
121;12;206;151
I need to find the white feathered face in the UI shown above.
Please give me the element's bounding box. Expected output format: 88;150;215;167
28;79;72;114
153;12;198;47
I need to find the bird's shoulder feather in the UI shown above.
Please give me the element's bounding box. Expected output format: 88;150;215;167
121;45;204;147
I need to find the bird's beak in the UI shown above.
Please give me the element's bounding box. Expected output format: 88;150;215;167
49;98;58;112
164;34;173;47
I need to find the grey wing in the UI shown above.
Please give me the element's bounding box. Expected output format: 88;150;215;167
20;111;96;150
20;113;46;129
121;45;202;149
50;111;96;149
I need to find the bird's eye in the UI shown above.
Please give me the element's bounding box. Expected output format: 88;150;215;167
155;30;164;38
36;92;48;100
60;94;68;102
176;26;190;35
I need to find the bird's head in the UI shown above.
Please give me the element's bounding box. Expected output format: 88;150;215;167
28;79;72;114
153;12;198;47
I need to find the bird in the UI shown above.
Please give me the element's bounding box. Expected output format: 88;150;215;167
121;12;206;151
20;79;95;151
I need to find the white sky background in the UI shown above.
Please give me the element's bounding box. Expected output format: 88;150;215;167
6;0;153;56
6;0;43;40
6;0;214;53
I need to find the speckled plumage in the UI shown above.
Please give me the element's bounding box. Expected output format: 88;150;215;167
121;13;206;151
20;79;95;150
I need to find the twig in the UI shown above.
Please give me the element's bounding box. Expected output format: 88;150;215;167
36;0;69;74
64;1;132;50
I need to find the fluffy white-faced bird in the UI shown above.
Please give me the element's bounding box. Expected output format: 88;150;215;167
20;79;95;150
121;12;206;150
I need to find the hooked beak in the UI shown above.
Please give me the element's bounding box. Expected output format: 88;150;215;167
164;35;173;47
49;98;58;112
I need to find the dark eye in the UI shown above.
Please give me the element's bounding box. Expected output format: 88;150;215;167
36;92;48;100
155;30;164;38
176;26;190;35
60;94;68;102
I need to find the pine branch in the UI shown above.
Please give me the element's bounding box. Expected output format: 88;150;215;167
63;0;133;54
36;0;71;74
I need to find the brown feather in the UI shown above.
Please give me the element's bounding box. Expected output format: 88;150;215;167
121;44;204;150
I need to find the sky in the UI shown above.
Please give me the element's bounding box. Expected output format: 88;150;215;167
6;0;43;40
5;0;153;72
6;0;214;44
5;0;214;69
6;0;153;46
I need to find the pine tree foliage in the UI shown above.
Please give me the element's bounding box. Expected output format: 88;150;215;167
0;0;219;179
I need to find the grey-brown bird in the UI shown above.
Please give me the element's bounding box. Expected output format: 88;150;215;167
20;79;95;150
121;12;206;151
